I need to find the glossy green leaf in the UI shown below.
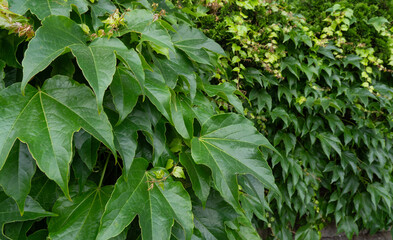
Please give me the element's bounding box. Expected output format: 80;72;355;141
0;192;56;238
203;83;244;114
171;94;194;140
48;185;113;240
225;215;260;240
97;158;193;240
179;152;211;205
22;16;139;112
0;141;36;214
0;76;115;198
191;113;279;210
29;171;61;211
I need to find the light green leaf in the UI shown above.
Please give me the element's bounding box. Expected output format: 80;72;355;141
173;166;185;179
0;76;115;198
0;141;36;215
191;113;279;210
0;192;56;238
48;185;113;240
22;16;137;112
97;158;193;240
367;17;389;32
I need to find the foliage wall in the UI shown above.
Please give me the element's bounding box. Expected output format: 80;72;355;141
176;0;393;239
0;0;279;239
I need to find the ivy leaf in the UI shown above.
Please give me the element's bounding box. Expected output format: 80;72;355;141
123;9;175;56
111;68;142;125
225;215;260;240
97;158;193;240
317;132;342;158
0;192;56;238
193;191;238;240
203;83;244;114
294;225;320;240
337;216;359;239
48;185;113;240
8;0;89;20
0;76;115;199
4;221;33;240
0;141;36;215
179;152;211;205
172;24;226;65
144;71;172;120
191;113;279;210
74;130;100;171
22;16;140;112
367;17;389;32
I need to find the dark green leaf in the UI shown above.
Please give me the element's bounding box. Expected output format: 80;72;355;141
0;141;36;214
0;76;115;198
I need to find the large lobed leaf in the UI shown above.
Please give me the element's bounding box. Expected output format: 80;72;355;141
97;158;193;240
21;15;143;112
0;75;115;199
191;113;279;210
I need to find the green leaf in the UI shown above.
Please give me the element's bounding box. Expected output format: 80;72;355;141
0;192;56;238
171;94;194;140
0;141;36;215
193;191;237;240
317;132;342;158
9;0;89;20
113;116;139;176
4;221;33;240
123;10;175;56
0;76;115;198
74;130;100;171
367;17;389;32
29;171;61;211
294;225;320;240
111;68;142;125
144;71;172;120
191;113;279;210
97;158;193;240
337;216;359;239
48;185;113;240
172;24;226;65
22;16;137;112
179;152;211;205
225;215;260;240
203;83;244;114
173;166;186;179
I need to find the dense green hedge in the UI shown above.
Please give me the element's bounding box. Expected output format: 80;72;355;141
177;0;393;239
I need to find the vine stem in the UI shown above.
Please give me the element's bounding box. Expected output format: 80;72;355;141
98;154;110;189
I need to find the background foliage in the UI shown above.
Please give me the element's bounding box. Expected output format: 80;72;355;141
1;0;393;239
177;0;393;239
